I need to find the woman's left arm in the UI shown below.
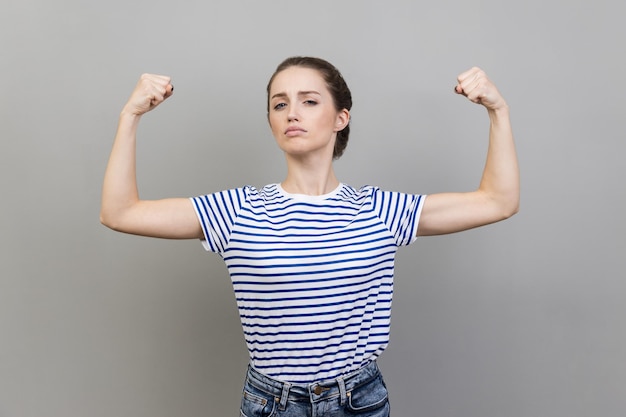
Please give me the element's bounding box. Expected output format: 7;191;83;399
417;67;520;236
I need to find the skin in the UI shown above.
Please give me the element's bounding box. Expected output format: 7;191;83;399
268;66;349;196
100;74;201;239
419;67;519;235
100;66;519;239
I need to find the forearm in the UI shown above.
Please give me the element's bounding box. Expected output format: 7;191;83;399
478;105;520;217
100;112;142;227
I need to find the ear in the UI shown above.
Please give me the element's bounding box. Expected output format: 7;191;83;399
334;109;350;132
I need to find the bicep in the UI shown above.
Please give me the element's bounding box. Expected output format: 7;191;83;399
101;197;203;239
417;191;509;236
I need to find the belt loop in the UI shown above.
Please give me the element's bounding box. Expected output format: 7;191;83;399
337;376;347;406
278;381;291;411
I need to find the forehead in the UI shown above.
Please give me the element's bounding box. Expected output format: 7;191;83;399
269;66;328;95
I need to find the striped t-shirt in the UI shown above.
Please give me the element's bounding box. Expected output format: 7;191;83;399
191;183;425;383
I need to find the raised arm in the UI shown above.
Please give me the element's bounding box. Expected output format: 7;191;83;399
417;67;520;236
100;74;202;239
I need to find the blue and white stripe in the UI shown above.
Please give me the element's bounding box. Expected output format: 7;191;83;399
191;183;424;383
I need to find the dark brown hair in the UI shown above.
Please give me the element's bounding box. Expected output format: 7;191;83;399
267;56;352;159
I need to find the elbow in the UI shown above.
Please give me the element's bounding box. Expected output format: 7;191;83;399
500;195;520;220
503;205;519;221
484;190;519;223
99;210;114;230
481;188;520;223
99;208;122;232
100;198;143;234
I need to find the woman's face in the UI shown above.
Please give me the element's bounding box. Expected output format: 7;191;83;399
268;66;349;160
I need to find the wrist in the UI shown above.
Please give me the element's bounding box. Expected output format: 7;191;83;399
488;103;510;120
119;108;143;126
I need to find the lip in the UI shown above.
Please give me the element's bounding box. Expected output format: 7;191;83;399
284;126;307;136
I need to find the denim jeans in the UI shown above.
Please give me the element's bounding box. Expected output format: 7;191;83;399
239;361;390;417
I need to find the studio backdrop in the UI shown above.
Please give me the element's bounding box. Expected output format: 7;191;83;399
1;1;624;416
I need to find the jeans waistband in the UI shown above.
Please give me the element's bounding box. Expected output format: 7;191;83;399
245;361;381;410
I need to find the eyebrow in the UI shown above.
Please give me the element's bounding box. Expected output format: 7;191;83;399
270;90;321;100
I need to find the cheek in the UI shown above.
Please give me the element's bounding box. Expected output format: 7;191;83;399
267;116;282;137
267;114;276;129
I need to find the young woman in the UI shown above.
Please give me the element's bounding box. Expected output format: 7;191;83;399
101;56;519;417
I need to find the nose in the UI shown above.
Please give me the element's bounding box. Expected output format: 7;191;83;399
287;106;299;122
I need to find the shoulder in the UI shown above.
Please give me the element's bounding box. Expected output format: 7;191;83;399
343;185;421;205
218;184;272;200
192;185;265;210
338;184;380;199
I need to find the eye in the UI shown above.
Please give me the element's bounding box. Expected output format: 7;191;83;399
273;102;286;111
304;100;318;106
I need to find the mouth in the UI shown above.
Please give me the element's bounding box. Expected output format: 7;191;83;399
284;126;307;136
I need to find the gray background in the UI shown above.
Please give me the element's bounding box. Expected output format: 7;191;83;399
1;0;624;416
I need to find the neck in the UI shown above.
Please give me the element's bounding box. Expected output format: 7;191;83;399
281;154;339;196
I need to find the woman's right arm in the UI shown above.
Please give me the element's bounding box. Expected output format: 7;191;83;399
100;74;203;239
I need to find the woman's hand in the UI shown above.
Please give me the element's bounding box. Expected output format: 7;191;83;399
454;67;507;112
122;73;174;116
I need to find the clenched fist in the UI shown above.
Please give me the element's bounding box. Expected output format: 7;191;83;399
122;74;174;116
454;67;507;111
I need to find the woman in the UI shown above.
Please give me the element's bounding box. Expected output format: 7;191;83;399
101;56;519;416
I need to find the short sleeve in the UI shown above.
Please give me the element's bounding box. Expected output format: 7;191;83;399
371;189;426;246
190;187;247;253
